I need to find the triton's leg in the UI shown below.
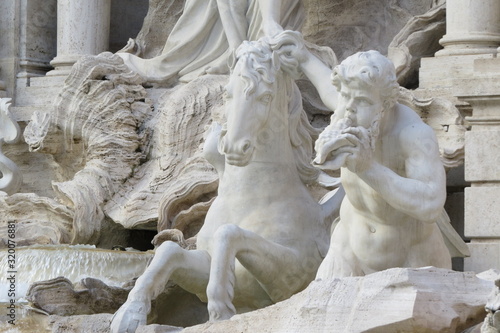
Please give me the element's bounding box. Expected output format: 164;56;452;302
110;242;210;333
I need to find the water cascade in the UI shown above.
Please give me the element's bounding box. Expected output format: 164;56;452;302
0;245;153;302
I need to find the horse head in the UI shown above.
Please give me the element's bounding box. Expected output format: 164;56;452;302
220;31;309;165
218;39;278;167
218;32;319;184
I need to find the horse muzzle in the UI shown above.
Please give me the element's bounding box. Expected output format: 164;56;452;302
220;137;254;166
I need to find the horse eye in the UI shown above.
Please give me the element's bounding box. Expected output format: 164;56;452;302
259;93;273;105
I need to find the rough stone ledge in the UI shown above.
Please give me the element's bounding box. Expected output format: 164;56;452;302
47;267;497;333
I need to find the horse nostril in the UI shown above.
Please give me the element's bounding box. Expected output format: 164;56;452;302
241;140;252;154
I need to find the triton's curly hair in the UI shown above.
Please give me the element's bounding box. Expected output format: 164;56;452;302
332;50;399;109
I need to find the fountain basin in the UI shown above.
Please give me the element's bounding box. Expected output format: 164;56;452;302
0;244;153;302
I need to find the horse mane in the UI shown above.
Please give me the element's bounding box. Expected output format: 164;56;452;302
231;39;320;184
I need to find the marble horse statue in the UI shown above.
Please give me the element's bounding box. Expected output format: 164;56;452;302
111;32;342;333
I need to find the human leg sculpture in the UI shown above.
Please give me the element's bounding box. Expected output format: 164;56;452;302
215;0;248;50
110;242;211;333
257;0;283;36
206;224;319;321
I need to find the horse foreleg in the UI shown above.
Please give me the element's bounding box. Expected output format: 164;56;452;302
206;224;318;321
110;242;210;333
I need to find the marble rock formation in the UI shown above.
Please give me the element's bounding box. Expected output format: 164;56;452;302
180;267;493;333
50;313;114;333
0;193;73;247
301;0;441;63
105;74;223;235
28;277;208;327
45;268;494;333
24;52;151;246
27;277;131;316
23;52;222;246
388;2;446;88
50;315;184;333
118;0;186;58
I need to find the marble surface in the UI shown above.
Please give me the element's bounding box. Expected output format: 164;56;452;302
111;33;343;333
282;38;462;277
0;98;22;195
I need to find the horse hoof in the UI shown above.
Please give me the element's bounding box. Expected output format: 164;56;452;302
110;300;148;333
207;300;236;322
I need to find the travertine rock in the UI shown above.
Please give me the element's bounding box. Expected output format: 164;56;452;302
104;74;223;234
388;2;446;88
50;315;182;333
24;53;224;245
137;325;182;333
301;0;436;62
0;193;73;248
39;268;496;333
27;277;130;316
298;0;443;122
35;278;207;328
119;0;186;59
50;313;113;333
25;52;151;245
180;267;492;333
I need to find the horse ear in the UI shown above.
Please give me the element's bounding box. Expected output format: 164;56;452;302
272;51;280;72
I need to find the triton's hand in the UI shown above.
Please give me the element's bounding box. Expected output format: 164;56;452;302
342;126;374;174
313;134;354;167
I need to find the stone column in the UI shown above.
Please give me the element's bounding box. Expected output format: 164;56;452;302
48;0;111;76
436;0;500;56
420;0;500;89
418;0;500;273
454;61;500;272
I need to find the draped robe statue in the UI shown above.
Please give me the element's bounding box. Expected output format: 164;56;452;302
118;0;304;84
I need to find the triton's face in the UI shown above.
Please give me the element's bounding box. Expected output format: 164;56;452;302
336;80;384;129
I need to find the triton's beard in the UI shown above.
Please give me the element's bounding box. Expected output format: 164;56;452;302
366;109;383;152
313;108;384;169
